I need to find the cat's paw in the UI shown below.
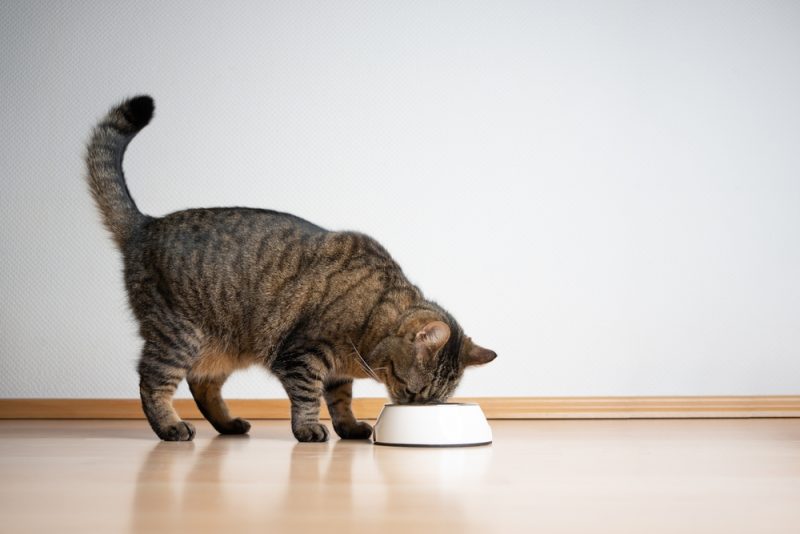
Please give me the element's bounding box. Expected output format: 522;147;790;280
217;417;251;435
293;422;330;442
334;420;373;440
159;421;196;441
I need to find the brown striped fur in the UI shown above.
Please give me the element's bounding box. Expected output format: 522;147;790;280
85;96;497;442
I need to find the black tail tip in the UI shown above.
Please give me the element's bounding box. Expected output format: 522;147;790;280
122;95;154;130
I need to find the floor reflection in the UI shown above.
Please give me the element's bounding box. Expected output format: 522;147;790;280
130;440;196;532
279;439;490;531
130;435;251;533
370;444;492;531
130;428;491;533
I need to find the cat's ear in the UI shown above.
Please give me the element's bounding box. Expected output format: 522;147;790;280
464;343;497;366
414;321;451;362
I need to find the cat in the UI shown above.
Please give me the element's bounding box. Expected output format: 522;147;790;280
85;96;496;442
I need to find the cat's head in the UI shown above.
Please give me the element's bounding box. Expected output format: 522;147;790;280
370;307;496;404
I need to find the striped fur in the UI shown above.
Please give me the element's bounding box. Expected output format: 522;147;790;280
85;96;496;442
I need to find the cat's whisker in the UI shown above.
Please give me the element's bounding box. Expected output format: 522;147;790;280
353;355;380;382
348;338;381;382
353;352;380;381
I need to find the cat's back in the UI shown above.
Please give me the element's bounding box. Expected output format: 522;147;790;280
150;206;324;238
122;206;330;332
133;207;323;255
122;205;411;347
123;206;327;287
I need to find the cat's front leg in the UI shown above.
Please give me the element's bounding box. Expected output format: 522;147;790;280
324;378;373;440
272;351;330;442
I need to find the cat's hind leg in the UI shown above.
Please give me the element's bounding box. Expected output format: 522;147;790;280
138;337;198;441
187;374;251;435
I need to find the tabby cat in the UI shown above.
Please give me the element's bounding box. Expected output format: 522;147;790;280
86;96;496;442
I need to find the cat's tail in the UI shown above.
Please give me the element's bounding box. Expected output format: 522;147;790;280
85;95;153;247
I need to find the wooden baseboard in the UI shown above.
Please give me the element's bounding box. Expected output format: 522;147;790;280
1;396;799;420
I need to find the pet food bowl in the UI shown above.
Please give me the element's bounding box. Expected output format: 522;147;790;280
373;403;492;447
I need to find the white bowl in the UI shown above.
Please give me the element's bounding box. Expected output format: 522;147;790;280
373;403;493;447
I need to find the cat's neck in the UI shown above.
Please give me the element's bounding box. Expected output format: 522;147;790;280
356;283;425;358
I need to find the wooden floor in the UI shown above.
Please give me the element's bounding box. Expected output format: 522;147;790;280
1;419;799;533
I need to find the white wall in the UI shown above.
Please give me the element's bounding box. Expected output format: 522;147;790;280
2;0;799;399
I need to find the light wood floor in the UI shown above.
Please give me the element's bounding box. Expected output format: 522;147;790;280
1;419;799;533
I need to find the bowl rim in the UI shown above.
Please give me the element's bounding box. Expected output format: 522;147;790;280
380;402;479;408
